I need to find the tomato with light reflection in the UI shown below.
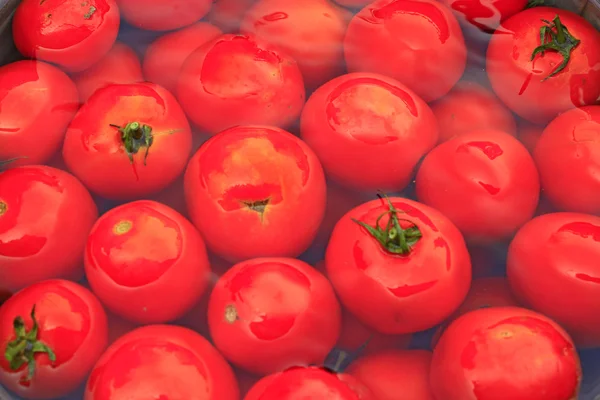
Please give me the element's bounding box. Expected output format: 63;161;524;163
438;0;527;31
0;166;98;293
430;307;582;400
301;72;438;191
0;280;108;400
416;129;540;242
487;7;600;125
326;196;471;334
12;0;120;72
344;0;466;102
62;82;192;200
115;0;212;31
184;125;326;263
84;325;239;400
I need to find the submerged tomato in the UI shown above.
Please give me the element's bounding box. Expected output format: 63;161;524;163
210;0;256;32
62;83;192;200
300;72;438;191
0;166;98;293
85;325;239;400
115;0;212;31
438;0;528;31
344;0;467;102
12;0;120;72
517;121;544;154
0;280;108;400
326;196;471;334
430;307;582;400
184;125;326;262
0;60;79;166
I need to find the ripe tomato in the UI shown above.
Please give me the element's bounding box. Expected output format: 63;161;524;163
0;60;79;166
347;350;434;400
430;307;582;400
326;196;471;334
0;280;108;400
115;0;212;31
177;34;306;135
84;200;211;324
430;81;517;143
0;166;98;293
416;129;540;242
438;0;528;31
534;106;600;214
143;23;223;94
184;125;326;262
517;120;544;154
210;0;256;32
84;325;239;399
71;42;143;103
241;0;352;89
12;0;120;72
62;83;192;200
487;7;600;125
300;72;438;191
344;0;467;102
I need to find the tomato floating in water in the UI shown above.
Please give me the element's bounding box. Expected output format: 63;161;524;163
115;0;212;31
438;0;528;32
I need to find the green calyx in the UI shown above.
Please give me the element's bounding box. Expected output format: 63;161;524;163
0;157;26;170
110;122;154;165
526;0;544;8
531;15;581;81
352;193;422;256
4;305;56;382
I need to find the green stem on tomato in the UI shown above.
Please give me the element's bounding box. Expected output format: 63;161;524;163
0;157;26;170
526;0;545;8
110;122;154;165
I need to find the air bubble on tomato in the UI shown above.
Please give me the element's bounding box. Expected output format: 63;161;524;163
115;0;212;31
438;0;528;32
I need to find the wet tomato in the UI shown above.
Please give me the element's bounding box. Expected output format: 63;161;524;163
210;0;256;33
326;196;471;334
184;125;326;263
115;0;212;31
0;280;108;400
416;129;540;242
177;34;305;135
84;325;239;400
487;7;600;124
300;72;438;191
84;200;211;324
430;307;582;400
438;0;528;32
0;166;98;293
12;0;120;72
344;0;467;102
62;82;192;200
0;60;79;166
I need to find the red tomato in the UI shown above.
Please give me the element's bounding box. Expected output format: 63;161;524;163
0;280;108;400
438;0;527;31
333;0;371;8
143;23;223;94
241;0;352;89
184;125;326;262
416;129;540;242
347;350;434;400
534;106;600;214
300;72;439;191
71;42;143;103
326;196;471;334
177;33;306;135
487;7;600;125
0;60;79;166
12;0;120;72
62;82;192;200
210;0;256;33
517;120;544;154
344;0;467;102
430;307;581;400
84;200;211;324
0;166;98;293
115;0;212;31
430;81;517;143
84;325;239;399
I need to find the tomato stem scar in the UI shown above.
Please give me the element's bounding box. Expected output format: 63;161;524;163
113;220;133;235
224;304;238;324
110;122;154;165
83;5;96;19
531;15;580;81
0;201;6;216
243;199;270;215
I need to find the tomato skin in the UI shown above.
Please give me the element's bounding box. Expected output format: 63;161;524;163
0;60;79;166
12;0;120;72
177;34;306;135
344;0;467;102
438;0;527;32
143;23;223;94
0;166;98;293
115;0;212;31
210;0;256;33
325;197;471;334
62;82;192;200
184;125;326;263
84;325;239;400
0;280;108;400
416;129;540;242
300;72;439;191
487;7;600;125
430;307;581;400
